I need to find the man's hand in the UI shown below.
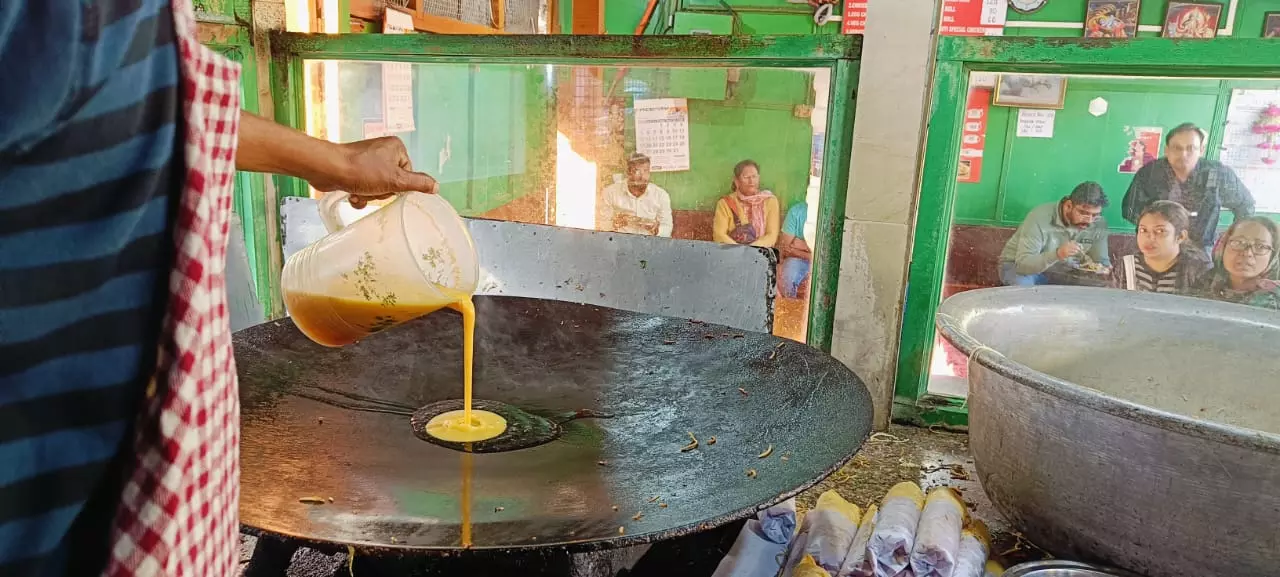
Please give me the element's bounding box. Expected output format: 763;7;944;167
308;137;438;209
1057;241;1081;260
236;112;437;209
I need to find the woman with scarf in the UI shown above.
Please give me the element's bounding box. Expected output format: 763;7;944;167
713;160;781;248
1194;216;1280;310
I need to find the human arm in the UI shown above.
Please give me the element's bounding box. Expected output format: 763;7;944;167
1121;168;1151;226
1011;220;1061;276
712;199;735;244
1218;165;1255;220
1090;225;1111;268
777;232;813;260
750;197;781;248
236;111;437;207
657;192;673;237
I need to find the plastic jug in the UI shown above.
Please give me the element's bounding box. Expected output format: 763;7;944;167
281;191;479;347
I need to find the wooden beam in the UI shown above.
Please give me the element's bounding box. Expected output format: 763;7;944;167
492;0;505;31
571;0;602;34
414;12;505;34
350;0;503;34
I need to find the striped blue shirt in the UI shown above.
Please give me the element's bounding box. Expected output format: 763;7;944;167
0;1;181;574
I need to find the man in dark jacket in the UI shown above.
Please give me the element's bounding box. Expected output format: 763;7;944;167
1122;122;1254;252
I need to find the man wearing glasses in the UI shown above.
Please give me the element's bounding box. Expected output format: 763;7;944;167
1122;122;1255;252
998;182;1113;286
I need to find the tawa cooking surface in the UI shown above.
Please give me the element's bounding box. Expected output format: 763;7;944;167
235;296;872;553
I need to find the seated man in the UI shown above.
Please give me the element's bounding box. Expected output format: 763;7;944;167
998;181;1112;286
777;201;812;299
601;153;673;237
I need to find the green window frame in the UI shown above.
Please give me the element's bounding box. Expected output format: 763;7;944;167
267;34;860;351
896;36;1280;428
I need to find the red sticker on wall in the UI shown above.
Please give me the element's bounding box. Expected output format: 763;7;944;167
940;0;1006;37
842;0;868;35
957;88;991;184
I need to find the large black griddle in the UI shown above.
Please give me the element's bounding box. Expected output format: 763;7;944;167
235;296;872;571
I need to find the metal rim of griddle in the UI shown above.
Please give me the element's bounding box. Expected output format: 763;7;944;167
937;286;1280;456
235;296;874;556
239;439;866;556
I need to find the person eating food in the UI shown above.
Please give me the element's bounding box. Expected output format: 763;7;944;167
1194;216;1280;310
1112;200;1210;294
997;182;1112;286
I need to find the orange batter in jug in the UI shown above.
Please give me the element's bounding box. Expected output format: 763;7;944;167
282;192;504;443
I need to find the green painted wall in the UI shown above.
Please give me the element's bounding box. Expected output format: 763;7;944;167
335;62;554;216
955;77;1220;231
1006;0;1280;38
956;76;1280;232
604;67;816;213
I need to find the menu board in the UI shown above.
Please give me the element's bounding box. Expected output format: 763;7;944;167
940;0;1006;37
842;0;868;35
634;98;691;172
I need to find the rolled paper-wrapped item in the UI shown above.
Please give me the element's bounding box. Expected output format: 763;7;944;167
868;482;925;577
710;499;797;577
909;488;968;577
982;560;1004;577
951;520;991;577
816;490;862;526
836;504;878;577
782;491;861;576
794;554;834;577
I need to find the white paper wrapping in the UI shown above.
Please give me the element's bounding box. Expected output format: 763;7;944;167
837;505;878;577
909;489;966;577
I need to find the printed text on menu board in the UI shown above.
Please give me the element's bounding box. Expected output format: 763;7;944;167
634;98;691;172
940;0;1006;36
842;0;868;34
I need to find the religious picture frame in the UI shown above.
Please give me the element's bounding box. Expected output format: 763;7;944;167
1265;12;1280;38
1085;0;1141;38
992;74;1068;109
1164;2;1223;38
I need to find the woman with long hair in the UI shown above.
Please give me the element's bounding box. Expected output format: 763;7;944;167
712;159;781;248
1194;216;1280;310
1112;200;1210;294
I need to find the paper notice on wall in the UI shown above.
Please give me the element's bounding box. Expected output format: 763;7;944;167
383;6;415;33
382;63;415;133
842;0;868;34
634;98;691;172
363;120;388;139
940;0;1006;36
1016;109;1055;138
1220;88;1280;212
381;6;415;133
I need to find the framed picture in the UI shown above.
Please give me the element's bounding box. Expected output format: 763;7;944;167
1164;2;1222;38
993;74;1068;109
1265;12;1280;38
1085;0;1141;38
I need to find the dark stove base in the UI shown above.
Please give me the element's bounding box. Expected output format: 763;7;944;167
244;520;746;577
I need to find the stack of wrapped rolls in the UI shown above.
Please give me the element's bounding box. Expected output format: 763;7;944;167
779;483;1003;577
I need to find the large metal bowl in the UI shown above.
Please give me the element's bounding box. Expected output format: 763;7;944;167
937;287;1280;577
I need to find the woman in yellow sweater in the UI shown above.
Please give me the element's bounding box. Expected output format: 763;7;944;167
713;159;781;247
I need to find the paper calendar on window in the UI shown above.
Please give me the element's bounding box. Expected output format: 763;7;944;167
1220;88;1280;212
380;11;416;133
634;98;691;172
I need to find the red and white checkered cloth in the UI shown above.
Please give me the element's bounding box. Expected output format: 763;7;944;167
104;1;242;575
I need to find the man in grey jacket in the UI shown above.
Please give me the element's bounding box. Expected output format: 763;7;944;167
998;182;1112;286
